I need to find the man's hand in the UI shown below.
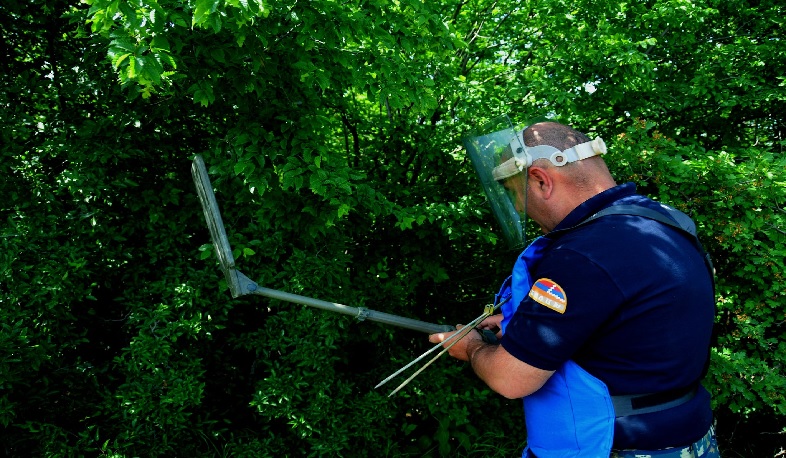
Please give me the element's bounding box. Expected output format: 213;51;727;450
429;317;556;399
477;314;503;339
429;324;484;362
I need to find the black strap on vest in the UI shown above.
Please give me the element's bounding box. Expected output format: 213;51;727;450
546;202;715;299
557;203;716;417
612;385;698;417
585;204;715;294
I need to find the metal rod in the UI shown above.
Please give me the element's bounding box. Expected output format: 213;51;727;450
385;311;491;397
377;295;510;395
192;155;455;335
375;315;483;389
240;272;455;334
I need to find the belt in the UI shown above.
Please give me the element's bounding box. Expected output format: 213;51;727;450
612;384;698;417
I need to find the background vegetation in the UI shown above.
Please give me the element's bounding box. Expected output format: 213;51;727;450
2;0;784;456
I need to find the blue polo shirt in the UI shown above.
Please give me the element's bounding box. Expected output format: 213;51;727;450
501;183;714;450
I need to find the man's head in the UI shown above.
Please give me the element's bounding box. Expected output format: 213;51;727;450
522;121;591;152
463;117;615;249
519;122;616;232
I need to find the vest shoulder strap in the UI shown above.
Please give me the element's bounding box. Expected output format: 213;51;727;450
588;203;697;236
567;203;714;284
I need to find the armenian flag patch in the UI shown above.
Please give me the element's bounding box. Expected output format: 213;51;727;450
528;278;567;314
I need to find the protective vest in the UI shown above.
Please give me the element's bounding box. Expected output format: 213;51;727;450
496;236;615;457
495;204;713;457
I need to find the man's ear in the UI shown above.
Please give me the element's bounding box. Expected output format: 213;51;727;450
528;166;554;198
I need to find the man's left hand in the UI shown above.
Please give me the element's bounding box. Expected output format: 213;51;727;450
429;324;482;362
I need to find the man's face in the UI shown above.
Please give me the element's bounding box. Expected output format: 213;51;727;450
501;173;528;213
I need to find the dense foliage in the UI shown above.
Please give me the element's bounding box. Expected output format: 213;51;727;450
2;0;783;456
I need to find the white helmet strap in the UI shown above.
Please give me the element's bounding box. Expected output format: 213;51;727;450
491;134;607;180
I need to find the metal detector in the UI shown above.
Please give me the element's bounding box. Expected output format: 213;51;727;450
191;155;455;335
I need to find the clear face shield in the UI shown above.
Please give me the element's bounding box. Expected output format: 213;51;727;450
463;115;608;251
463;116;529;251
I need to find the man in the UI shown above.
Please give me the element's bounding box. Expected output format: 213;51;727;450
430;121;719;457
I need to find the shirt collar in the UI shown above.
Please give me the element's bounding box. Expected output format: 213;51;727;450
550;182;637;233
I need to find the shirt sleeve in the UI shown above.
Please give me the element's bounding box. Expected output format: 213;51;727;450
500;247;626;371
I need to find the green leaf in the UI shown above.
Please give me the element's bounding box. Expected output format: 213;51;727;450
193;0;218;28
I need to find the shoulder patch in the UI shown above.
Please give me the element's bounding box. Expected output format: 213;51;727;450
528;278;567;314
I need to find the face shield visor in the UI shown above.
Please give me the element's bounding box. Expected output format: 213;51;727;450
463;116;529;251
463;115;608;251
